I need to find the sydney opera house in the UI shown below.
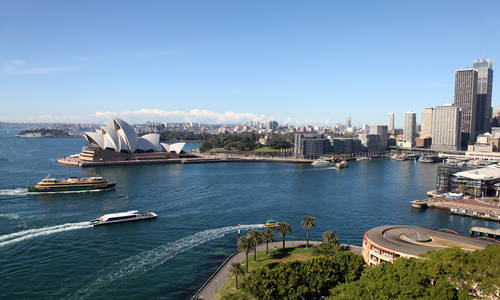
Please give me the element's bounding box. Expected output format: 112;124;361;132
58;118;197;167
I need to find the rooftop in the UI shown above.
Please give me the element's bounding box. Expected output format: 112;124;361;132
453;164;500;181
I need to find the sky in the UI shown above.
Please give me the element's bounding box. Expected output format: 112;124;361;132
1;0;500;127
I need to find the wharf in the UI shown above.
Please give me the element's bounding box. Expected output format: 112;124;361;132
412;197;500;222
58;154;313;167
469;226;500;240
190;241;361;300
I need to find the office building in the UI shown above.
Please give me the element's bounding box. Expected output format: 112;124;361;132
369;125;388;151
359;134;382;153
329;138;362;154
421;108;433;138
473;58;493;134
346;115;352;129
294;134;330;159
454;69;478;147
431;105;461;151
492;109;500;128
267;120;278;131
388;112;394;132
403;111;416;146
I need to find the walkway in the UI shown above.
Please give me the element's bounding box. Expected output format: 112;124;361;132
191;241;361;300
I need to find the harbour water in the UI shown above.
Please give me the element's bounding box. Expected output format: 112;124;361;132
0;129;498;299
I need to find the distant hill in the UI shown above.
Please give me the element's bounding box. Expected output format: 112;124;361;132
17;128;71;138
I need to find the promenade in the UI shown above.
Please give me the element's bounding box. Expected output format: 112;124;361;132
191;241;362;300
414;197;500;222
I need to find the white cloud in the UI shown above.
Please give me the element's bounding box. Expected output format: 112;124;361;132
1;60;81;75
94;108;269;124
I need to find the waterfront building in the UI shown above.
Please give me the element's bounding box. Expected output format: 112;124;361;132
388;112;394;132
403;111;416;146
421;108;433;138
454;68;478;147
369;125;388;151
294;134;329;159
359;134;382;154
452;165;500;197
492;109;500;128
363;225;492;266
329;138;362;154
473;58;493;134
414;137;431;148
431;105;461;151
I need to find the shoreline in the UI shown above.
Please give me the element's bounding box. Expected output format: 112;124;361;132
190;241;361;300
412;197;500;222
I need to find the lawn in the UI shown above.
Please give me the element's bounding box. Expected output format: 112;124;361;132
217;246;314;299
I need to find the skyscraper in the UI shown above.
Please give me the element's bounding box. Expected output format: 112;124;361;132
473;58;493;134
431;105;461;151
421;108;433;138
388;112;394;132
369;125;388;151
346;115;352;129
454;68;478;148
404;111;416;146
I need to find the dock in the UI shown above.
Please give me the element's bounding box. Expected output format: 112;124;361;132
469;226;500;241
410;197;500;222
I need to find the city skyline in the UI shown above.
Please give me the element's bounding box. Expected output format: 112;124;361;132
1;1;500;126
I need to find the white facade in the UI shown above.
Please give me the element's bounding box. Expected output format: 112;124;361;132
431;105;461;151
387;112;394;132
421;108;433;138
84;118;160;153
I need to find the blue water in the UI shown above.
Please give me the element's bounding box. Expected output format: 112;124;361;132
0;129;498;299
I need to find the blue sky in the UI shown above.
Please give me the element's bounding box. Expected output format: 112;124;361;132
1;0;499;126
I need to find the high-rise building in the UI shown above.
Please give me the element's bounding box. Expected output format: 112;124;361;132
267;120;278;131
346;115;352;129
404;111;416;146
492;109;500;128
421;108;433;138
431;105;461;151
454;68;478;148
369;125;388;151
388;112;394;132
473;58;493;134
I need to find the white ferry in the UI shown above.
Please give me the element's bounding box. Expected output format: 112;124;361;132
311;158;331;166
90;210;157;226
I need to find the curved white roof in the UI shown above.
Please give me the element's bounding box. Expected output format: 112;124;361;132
160;142;186;154
84;118;159;153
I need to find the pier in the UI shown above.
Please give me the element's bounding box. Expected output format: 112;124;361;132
411;197;500;222
469;226;500;242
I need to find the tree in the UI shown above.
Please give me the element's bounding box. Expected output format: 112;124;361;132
323;230;339;247
229;262;244;289
262;228;274;254
249;230;263;261
237;236;254;273
301;216;316;248
276;222;291;249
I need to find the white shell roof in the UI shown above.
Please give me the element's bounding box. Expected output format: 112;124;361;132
453;165;500;181
84;118;159;153
160;142;186;154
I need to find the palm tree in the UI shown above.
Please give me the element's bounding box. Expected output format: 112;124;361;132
323;230;339;247
301;216;316;248
262;228;274;254
276;222;291;249
249;230;263;262
237;236;254;273
229;262;244;289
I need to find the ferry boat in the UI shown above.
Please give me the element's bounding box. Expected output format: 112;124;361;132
335;161;348;169
311;159;331;167
265;219;279;227
27;175;115;192
419;155;442;163
90;210;157;226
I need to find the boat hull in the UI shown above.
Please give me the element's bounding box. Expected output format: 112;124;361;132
27;182;116;193
93;215;157;226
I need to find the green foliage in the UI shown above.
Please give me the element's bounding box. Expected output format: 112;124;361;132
329;245;500;300
220;289;251;300
237;236;255;273
313;230;341;256
249;230;264;261
241;252;364;300
198;133;293;152
276;222;292;248
263;228;274;254
267;135;293;149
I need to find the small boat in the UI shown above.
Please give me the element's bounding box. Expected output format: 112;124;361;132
265;219;279;227
311;159;331;167
90;210;157;226
335;161;348;169
28;175;115;192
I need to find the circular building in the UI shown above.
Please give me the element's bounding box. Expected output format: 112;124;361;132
362;225;493;265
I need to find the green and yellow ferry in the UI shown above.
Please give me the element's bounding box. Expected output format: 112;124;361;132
28;175;115;193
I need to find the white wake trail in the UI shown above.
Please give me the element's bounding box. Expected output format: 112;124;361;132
0;188;29;197
72;224;265;299
0;222;92;247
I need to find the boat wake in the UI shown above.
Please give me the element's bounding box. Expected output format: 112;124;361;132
71;224;265;299
0;188;29;197
0;221;92;247
0;213;21;220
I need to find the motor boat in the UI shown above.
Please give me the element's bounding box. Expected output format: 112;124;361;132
90;210;157;226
